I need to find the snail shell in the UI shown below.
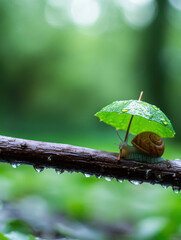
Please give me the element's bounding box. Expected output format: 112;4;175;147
131;131;165;158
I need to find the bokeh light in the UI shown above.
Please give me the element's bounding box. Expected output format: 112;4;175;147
45;0;70;27
169;0;181;11
70;0;101;26
118;0;157;29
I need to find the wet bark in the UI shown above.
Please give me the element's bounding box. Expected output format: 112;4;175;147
0;135;181;189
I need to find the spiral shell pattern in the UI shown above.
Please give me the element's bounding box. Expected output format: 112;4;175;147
131;131;165;157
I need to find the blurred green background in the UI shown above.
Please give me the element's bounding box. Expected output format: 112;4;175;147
0;0;181;239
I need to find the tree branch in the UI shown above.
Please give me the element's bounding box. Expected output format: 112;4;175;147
0;135;180;189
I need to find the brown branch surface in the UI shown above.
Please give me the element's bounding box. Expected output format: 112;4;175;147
0;135;181;188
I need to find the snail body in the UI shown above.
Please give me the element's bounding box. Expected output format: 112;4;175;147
119;131;166;163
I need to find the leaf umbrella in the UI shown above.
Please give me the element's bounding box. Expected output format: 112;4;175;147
95;98;175;138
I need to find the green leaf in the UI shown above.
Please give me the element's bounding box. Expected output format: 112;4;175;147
0;232;10;240
95;100;175;138
28;236;36;240
4;220;33;235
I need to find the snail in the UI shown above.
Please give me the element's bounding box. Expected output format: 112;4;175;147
118;131;166;163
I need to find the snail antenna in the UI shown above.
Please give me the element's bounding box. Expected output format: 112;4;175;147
116;130;123;143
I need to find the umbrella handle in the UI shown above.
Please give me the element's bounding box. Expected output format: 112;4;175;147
124;115;134;143
118;91;143;161
124;91;143;143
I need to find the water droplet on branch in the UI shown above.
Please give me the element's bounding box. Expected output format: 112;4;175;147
155;174;162;182
129;180;142;185
47;155;52;162
104;177;113;182
172;186;180;194
84;173;92;178
11;163;21;168
55;169;64;174
95;175;102;179
34;166;44;173
145;169;151;179
116;179;123;183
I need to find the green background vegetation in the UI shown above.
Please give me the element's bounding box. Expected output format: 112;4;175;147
0;0;181;239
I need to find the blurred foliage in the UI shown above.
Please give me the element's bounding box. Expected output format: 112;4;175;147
1;0;181;139
1;0;181;239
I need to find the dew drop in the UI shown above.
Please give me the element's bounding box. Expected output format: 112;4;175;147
95;175;102;179
172;173;176;177
121;109;128;113
34;166;44;173
139;101;147;105
55;169;64;174
153;106;158;110
123;101;127;104
172;186;180;194
149;115;153;119
129;180;142;185
105;177;113;182
116;179;123;183
11;163;21;168
145;169;151;179
47;155;52;162
31;145;36;151
162;185;168;189
84;173;92;178
155;174;162;182
21;142;28;149
163;121;168;126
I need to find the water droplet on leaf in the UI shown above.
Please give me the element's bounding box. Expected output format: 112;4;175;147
149;115;153;119
139;101;147;105
121;109;128;113
162;185;168;189
163;121;167;126
153;106;158;110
